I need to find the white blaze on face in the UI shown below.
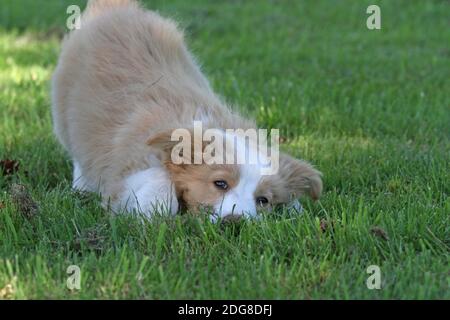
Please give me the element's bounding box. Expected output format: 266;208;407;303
212;131;269;219
214;164;261;219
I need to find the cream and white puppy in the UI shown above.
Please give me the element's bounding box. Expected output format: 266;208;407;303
52;0;322;219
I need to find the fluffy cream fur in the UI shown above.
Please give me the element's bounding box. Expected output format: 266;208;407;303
52;0;322;218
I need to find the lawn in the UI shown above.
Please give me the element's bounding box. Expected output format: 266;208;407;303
0;0;449;299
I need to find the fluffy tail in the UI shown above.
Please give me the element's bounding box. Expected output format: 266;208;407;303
85;0;139;19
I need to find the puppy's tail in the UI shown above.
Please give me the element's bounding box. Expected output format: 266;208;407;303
85;0;139;19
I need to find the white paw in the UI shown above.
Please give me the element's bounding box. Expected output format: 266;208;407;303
120;167;178;218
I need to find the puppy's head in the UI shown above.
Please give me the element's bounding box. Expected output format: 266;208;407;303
148;128;322;219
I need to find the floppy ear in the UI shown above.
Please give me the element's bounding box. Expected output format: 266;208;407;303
147;128;210;164
278;154;323;200
147;128;197;167
147;129;182;160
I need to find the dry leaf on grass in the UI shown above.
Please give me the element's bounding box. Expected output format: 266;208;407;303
0;159;20;176
370;226;389;241
10;183;39;219
320;219;329;232
319;219;336;233
73;225;108;253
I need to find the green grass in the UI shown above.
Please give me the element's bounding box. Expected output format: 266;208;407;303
0;0;449;299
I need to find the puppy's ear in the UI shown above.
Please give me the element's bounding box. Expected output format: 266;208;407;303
147;129;181;157
147;128;193;166
277;154;323;200
147;128;208;165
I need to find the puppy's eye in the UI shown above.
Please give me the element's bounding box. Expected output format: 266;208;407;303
256;196;269;206
214;180;228;190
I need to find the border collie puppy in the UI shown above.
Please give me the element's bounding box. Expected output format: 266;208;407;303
52;0;322;219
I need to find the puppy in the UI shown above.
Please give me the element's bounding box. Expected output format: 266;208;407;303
51;0;322;219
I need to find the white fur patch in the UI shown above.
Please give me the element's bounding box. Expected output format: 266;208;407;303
120;167;178;218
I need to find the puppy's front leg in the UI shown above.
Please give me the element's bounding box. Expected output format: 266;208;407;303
72;161;92;192
119;167;178;217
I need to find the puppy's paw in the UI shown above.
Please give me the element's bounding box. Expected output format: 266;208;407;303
120;167;179;218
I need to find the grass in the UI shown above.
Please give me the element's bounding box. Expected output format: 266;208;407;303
0;0;449;299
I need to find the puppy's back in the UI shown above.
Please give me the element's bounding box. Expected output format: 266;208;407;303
52;0;210;155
